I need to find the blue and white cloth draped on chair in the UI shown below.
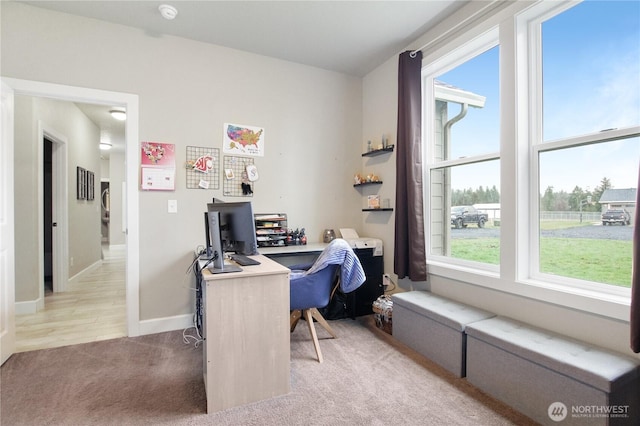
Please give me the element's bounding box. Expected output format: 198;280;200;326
290;238;366;292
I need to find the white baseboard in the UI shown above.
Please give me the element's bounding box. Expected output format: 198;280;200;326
15;298;42;315
138;313;194;336
68;259;102;283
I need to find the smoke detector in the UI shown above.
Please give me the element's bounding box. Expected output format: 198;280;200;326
159;4;178;20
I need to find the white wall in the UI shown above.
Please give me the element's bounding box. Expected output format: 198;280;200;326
361;57;398;279
1;2;363;321
109;152;126;246
13;95;101;302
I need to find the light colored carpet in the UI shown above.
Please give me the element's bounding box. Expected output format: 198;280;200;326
1;316;538;425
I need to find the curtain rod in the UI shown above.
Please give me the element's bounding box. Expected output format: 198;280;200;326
409;1;502;58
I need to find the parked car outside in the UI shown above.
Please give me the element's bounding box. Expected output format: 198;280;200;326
451;206;488;229
601;209;631;226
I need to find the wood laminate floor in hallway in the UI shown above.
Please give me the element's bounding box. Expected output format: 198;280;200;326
15;245;126;352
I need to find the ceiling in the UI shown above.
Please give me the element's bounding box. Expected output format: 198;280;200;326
74;103;126;159
21;0;467;155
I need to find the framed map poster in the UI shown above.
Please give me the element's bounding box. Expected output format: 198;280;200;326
223;123;264;157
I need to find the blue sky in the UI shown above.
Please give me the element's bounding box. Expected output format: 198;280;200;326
436;0;640;194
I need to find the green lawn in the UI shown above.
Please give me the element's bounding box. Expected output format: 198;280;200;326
539;238;632;287
450;238;500;265
449;221;632;287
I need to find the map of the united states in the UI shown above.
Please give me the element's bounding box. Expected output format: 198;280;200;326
226;125;263;149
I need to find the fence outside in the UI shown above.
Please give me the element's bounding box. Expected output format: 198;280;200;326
540;211;601;222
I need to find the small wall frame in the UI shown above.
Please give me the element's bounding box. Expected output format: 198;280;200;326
77;166;86;200
87;171;95;201
77;167;95;201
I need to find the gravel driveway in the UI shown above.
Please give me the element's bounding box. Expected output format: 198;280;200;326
451;223;634;241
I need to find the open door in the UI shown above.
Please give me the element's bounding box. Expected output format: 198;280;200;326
40;125;69;296
2;77;140;343
1;80;16;365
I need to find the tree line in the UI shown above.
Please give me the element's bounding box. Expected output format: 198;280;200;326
452;177;613;212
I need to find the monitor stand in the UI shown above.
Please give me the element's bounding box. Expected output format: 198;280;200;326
208;264;243;274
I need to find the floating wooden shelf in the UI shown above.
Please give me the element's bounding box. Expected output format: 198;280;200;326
353;181;383;187
362;208;394;212
362;145;395;157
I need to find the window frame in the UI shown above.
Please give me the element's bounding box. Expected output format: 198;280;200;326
423;27;501;274
421;0;635;321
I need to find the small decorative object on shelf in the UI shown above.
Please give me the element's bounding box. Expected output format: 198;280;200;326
366;173;380;182
286;228;307;246
354;173;382;187
367;195;380;209
323;229;336;243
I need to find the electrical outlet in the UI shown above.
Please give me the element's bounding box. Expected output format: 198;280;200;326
383;273;391;287
70;257;74;267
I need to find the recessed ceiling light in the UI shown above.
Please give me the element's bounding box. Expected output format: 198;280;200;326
109;109;126;121
100;142;112;151
159;4;178;20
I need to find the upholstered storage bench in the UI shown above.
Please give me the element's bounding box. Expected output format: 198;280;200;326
392;291;495;377
465;316;640;426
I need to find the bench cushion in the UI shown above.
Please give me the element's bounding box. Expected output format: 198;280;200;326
465;316;640;392
392;291;495;377
392;291;495;332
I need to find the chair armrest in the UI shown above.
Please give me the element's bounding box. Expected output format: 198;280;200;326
288;262;313;271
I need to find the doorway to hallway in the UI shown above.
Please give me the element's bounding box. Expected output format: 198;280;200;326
1;77;140;363
43;137;53;295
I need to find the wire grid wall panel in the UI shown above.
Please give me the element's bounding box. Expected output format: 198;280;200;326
186;146;220;189
223;155;254;197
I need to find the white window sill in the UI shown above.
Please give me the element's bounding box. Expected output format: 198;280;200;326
426;260;630;322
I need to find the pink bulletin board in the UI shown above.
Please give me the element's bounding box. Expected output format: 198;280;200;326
140;142;176;191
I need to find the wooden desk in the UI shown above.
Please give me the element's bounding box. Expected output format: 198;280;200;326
201;254;290;413
259;243;328;267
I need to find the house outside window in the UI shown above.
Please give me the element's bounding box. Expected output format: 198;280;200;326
425;31;500;270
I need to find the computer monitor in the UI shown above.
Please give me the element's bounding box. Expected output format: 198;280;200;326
204;212;213;258
206;211;224;270
206;201;259;256
205;210;242;274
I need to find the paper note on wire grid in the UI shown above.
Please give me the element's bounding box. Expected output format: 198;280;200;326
223;155;254;197
186;146;220;189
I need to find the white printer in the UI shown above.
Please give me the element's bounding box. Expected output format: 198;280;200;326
340;228;383;256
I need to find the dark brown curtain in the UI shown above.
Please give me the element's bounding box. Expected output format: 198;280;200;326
394;51;427;282
630;169;640;353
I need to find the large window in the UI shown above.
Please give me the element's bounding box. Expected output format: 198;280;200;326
426;32;500;268
533;1;640;289
424;0;639;308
